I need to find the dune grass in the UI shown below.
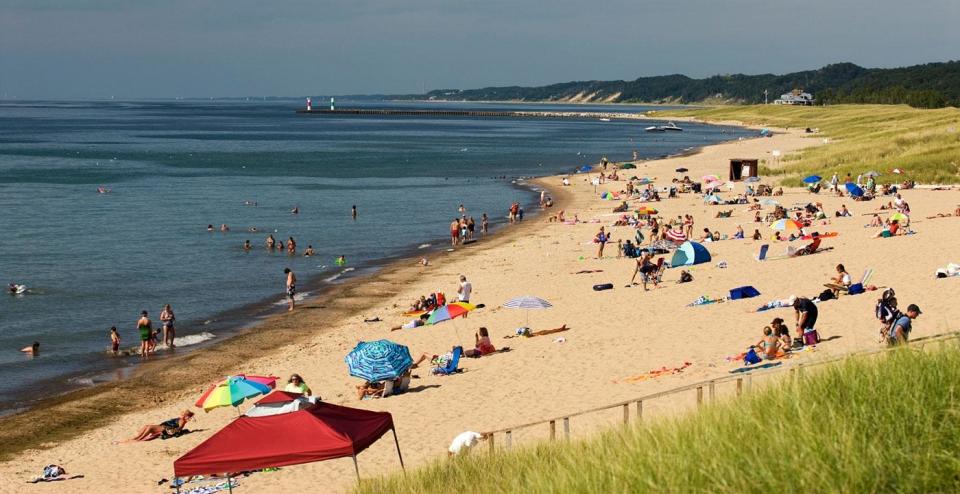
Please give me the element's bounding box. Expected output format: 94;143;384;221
358;344;960;493
655;105;960;186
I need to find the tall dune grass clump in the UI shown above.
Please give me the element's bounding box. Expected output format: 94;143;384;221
658;105;960;186
358;346;960;494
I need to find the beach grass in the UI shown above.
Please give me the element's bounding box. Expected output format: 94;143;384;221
655;105;960;186
357;343;960;494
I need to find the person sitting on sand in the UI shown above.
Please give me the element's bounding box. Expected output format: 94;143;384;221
836;205;852;217
755;327;781;360
868;214;883;227
117;410;193;443
771;317;792;349
733;225;744;239
21;341;39;355
357;381;386;400
874;219;901;238
284;374;312;396
752;229;762;241
465;327;496;357
700;228;713;242
829;264;852;296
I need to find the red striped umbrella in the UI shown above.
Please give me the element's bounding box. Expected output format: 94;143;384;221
666;229;687;243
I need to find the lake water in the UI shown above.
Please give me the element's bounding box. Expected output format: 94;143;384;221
0;99;752;411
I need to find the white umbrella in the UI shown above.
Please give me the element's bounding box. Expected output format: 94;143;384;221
502;296;552;328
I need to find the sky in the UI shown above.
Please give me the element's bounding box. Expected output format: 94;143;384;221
1;0;958;99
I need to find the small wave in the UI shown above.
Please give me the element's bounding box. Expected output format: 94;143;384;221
272;291;311;305
69;377;95;387
418;243;431;249
174;331;216;347
323;267;355;283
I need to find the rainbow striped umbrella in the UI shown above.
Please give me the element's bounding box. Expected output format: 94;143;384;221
195;376;274;412
770;219;802;232
636;206;658;216
426;302;476;325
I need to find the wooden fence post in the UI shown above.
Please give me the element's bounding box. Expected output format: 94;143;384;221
622;403;629;424
488;433;495;453
506;430;512;449
549;420;556;441
709;381;716;401
696;386;704;407
636;400;643;421
736;377;743;396
563;417;570;440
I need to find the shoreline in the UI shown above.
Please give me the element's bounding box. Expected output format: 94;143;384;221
0;175;575;460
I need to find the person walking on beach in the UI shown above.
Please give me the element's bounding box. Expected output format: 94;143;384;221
160;304;176;348
284;268;297;311
458;275;472;303
888;304;921;346
137;311;152;357
595;227;610;258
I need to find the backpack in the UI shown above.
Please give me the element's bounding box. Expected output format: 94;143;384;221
679;271;693;283
875;288;898;322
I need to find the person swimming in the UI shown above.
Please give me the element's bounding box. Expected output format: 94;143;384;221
21;341;39;355
8;283;27;295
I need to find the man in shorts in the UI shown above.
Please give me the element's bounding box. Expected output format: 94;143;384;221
284;268;297;311
888;304;921;346
793;297;818;344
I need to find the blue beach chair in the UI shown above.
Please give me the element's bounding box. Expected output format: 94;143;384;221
756;244;769;261
433;346;463;375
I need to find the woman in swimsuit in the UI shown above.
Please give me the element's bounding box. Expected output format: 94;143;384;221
755;327;781;359
137;311;152;357
265;234;276;250
160;304;176;348
117;410;194;443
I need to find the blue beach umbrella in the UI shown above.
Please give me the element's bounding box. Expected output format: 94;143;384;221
670;241;711;268
345;340;413;383
803;175;822;184
577;165;592;173
845;182;865;197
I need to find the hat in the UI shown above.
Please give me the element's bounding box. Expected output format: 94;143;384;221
907;304;922;314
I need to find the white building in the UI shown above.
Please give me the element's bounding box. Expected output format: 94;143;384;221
774;89;815;105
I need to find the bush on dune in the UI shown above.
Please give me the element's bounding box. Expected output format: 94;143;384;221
357;345;960;494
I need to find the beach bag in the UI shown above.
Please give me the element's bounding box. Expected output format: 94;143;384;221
593;283;614;291
744;347;762;365
847;283;865;295
818;289;835;301
679;271;693;283
803;329;820;346
728;286;760;300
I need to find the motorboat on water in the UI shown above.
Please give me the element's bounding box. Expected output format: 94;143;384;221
599;118;611;122
663;122;683;131
645;125;666;133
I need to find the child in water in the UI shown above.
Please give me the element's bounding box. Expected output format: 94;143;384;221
110;327;120;355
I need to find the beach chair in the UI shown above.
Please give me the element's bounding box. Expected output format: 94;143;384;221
433;346;463;376
756;244;769;261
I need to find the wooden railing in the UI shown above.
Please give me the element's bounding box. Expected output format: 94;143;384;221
483;330;960;452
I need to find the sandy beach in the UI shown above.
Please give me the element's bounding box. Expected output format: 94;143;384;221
3;126;959;493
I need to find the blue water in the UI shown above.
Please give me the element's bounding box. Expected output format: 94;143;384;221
0;99;752;410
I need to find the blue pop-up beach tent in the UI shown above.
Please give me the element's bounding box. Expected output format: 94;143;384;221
670;241;711;267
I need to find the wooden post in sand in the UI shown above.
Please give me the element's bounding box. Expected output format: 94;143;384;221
636;400;643;420
506;430;512;449
563;417;570;440
622;403;630;424
488;433;495;453
736;378;743;396
696;386;704;406
549;420;556;441
709;381;716;401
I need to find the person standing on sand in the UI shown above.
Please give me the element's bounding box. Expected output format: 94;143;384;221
595;227;610;258
160;304;176;348
137;311;152;357
888;304;921;346
458;275;472;303
793;297;818;344
481;213;489;235
284;268;297;311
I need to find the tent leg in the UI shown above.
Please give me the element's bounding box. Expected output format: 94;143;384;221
227;474;234;494
392;427;406;472
352;454;361;482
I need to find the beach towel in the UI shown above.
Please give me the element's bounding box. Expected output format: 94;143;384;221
687;295;724;307
617;362;692;383
729;362;782;374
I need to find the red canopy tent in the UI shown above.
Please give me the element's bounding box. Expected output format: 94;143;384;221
173;402;403;485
